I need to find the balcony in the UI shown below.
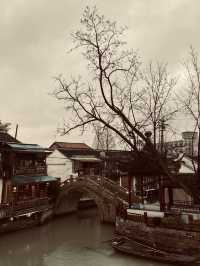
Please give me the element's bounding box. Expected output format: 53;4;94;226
170;200;200;213
15;166;46;176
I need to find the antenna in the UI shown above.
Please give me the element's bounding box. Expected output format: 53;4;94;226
15;124;18;139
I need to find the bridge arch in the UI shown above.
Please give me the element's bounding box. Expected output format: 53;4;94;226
54;176;131;223
55;184;105;221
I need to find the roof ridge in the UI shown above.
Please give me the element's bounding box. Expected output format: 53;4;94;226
55;141;89;144
50;142;92;150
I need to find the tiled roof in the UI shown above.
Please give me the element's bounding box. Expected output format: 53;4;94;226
49;142;96;158
70;155;101;162
60;149;98;158
50;142;92;150
6;143;51;153
0;132;20;143
97;149;134;160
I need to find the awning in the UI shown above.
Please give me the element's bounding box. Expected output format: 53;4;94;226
12;175;58;184
70;156;101;162
127;209;164;218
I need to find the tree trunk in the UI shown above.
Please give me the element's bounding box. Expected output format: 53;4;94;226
197;127;200;179
128;176;132;208
153;121;156;149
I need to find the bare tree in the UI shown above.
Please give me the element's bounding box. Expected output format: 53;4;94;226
178;47;200;176
139;62;177;148
54;6;149;152
53;7;200;202
92;122;116;150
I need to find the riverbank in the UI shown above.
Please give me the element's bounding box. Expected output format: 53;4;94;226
0;207;53;234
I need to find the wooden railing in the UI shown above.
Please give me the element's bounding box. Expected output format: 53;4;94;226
13;197;49;211
0;204;12;218
173;200;194;206
60;175;140;204
0;197;50;218
170;201;200;213
124;208;200;232
15;166;46;176
127;213;145;223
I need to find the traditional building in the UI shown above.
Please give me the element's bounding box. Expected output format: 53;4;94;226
97;149;133;183
0;131;20;144
113;148;200;264
47;142;102;181
0;142;59;205
0;132;59;231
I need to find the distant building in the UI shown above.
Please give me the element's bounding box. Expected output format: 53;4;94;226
97;149;133;183
162;131;198;157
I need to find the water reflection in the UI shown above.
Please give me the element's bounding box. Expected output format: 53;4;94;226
0;208;170;266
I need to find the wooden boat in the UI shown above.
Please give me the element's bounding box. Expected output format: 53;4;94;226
112;236;200;265
78;198;96;209
113;204;200;264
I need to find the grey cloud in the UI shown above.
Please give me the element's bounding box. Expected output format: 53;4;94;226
1;0;200;146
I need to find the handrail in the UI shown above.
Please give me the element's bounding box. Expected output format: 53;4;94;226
60;175;132;204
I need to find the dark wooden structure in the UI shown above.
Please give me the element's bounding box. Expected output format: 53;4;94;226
0;142;59;229
113;146;200;263
113;144;197;213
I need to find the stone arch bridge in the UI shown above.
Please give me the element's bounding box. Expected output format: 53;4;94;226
55;176;137;223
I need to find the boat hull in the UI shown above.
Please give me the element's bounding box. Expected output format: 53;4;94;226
0;208;53;234
112;236;199;265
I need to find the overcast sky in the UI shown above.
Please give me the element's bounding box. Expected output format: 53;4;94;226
1;0;200;147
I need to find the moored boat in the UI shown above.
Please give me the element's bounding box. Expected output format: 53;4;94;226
113;202;200;264
112;235;200;264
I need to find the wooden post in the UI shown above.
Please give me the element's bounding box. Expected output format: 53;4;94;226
159;176;163;211
141;176;144;204
159;176;165;211
144;211;148;224
168;187;173;210
197;127;200;179
188;214;193;224
44;157;47;175
128;176;132;208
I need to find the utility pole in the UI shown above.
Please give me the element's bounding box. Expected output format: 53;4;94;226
159;119;167;155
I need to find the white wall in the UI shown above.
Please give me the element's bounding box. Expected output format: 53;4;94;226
173;188;192;202
180;156;196;174
46;149;73;182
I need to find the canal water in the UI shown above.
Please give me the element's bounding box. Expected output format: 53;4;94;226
0;208;170;266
